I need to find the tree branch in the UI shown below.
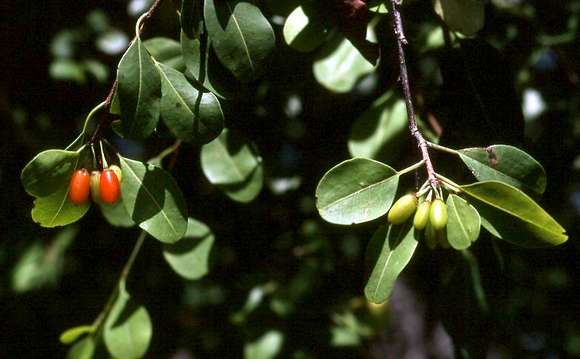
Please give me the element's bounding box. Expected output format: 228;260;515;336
389;0;438;186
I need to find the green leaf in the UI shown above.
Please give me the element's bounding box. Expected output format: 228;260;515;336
181;0;203;39
163;218;214;280
117;37;161;139
434;0;485;36
313;34;376;93
460;181;567;247
155;62;224;143
98;198;135;228
104;286;152;359
143;37;184;71
446;194;481;250
201;129;260;185
204;0;276;82
458;145;546;195
364;223;418;304
31;186;91;227
21;149;80;197
244;330;284;359
368;0;388;13
120;156;187;243
315;158;399;225
348;91;408;161
283;6;328;52
220;164;264;203
66;337;95;359
181;30;235;99
12;225;78;292
60;325;95;345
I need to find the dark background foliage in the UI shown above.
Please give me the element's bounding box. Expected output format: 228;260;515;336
1;0;579;357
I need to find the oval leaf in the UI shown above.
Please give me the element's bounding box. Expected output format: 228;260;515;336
315;158;399;225
117;37;161;139
66;337;95;359
21;149;80;197
458;145;546;195
120;156;187;243
283;6;328;52
143;37;184;71
446;194;481;250
434;0;485;36
364;223;418;304
313;34;375;93
31;186;90;227
98;198;135;228
460;181;567;247
60;325;95;345
181;30;236;99
348;91;408;161
219;164;263;203
163;218;214;280
204;0;276;82
156;62;224;143
104;287;152;359
201;129;260;185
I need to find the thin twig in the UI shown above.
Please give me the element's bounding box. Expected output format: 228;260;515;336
389;0;438;186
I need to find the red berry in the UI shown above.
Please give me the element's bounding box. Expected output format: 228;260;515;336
100;169;121;204
69;169;90;205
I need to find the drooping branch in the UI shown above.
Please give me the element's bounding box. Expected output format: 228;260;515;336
389;0;438;186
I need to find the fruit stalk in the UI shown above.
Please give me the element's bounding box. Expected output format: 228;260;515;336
389;0;438;187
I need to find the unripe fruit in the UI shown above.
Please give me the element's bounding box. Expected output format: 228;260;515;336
100;169;121;204
413;200;431;230
90;171;101;203
69;169;90;205
388;194;418;225
109;165;122;183
425;223;438;250
429;199;448;230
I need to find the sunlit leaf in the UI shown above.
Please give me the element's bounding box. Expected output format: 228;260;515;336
446;194;481;250
12;225;78;292
283;6;328;52
120;156;187;243
348;91;408;161
31;186;91;227
364;223;418;304
316;158;399;225
98;198;135;228
163;218;214;280
434;0;485;36
204;0;276;82
104;285;152;359
244;330;284;359
143;37;184;71
220;164;264;203
461;181;567;247
66;336;95;359
21;149;81;197
313;33;376;93
458;145;546;195
201;129;260;185
117;37;161;139
59;325;95;345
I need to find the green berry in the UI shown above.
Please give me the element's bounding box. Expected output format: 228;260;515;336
413;200;431;230
388;194;418;225
429;199;448;230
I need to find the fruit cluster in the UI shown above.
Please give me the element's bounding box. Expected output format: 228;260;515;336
387;192;449;249
69;165;122;205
